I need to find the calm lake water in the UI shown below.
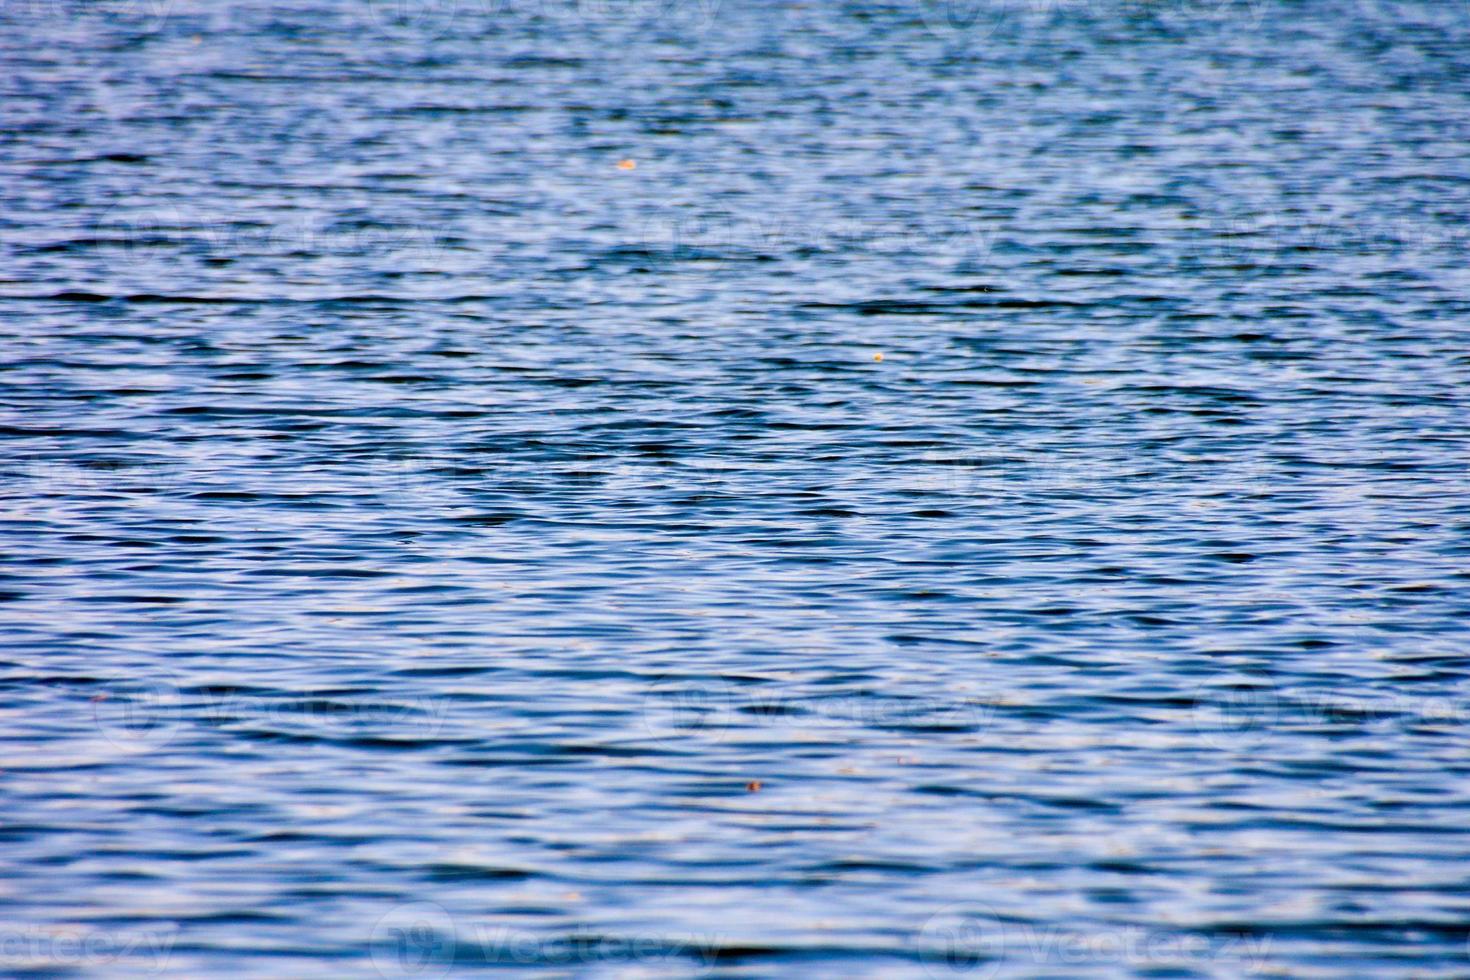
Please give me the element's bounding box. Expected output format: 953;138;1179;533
3;0;1470;975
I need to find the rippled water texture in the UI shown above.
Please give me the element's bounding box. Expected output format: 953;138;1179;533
3;0;1470;975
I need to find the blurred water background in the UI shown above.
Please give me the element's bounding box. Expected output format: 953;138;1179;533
2;0;1470;975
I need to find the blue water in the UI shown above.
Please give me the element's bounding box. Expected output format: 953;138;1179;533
3;0;1470;975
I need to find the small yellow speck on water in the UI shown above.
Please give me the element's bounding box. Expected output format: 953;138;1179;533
873;352;884;362
746;780;762;792
616;159;637;170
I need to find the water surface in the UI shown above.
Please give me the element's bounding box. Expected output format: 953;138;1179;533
2;0;1470;975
